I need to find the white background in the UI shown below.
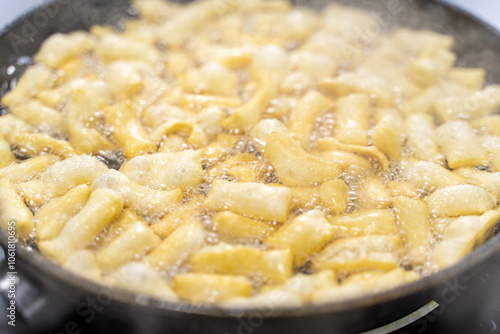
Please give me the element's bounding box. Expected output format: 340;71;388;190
445;0;499;30
0;0;499;31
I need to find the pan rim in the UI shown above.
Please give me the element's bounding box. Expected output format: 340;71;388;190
2;225;499;319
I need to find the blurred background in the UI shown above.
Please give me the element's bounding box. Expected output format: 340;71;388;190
1;0;499;31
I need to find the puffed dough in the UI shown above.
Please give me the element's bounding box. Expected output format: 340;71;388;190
189;244;293;284
266;210;335;266
120;151;203;191
92;169;183;216
265;132;341;186
288;90;332;146
212;211;276;241
327;210;399;238
173;274;252;303
0;155;60;183
319;179;349;214
335;94;370;146
63;250;102;283
146;217;205;271
108;262;178;300
103;100;156;159
96;221;161;270
0;178;34;238
392;196;432;265
432;209;500;268
314;235;404;274
35;32;95;68
404;114;442;162
203;180;292;222
0;135;14;168
424;184;496;217
436;120;489;169
35;185;91;241
39;188;124;264
222;74;278;131
18;155;109;208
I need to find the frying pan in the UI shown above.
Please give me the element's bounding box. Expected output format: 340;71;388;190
1;1;500;333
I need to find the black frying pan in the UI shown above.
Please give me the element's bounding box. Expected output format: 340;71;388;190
1;1;500;333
